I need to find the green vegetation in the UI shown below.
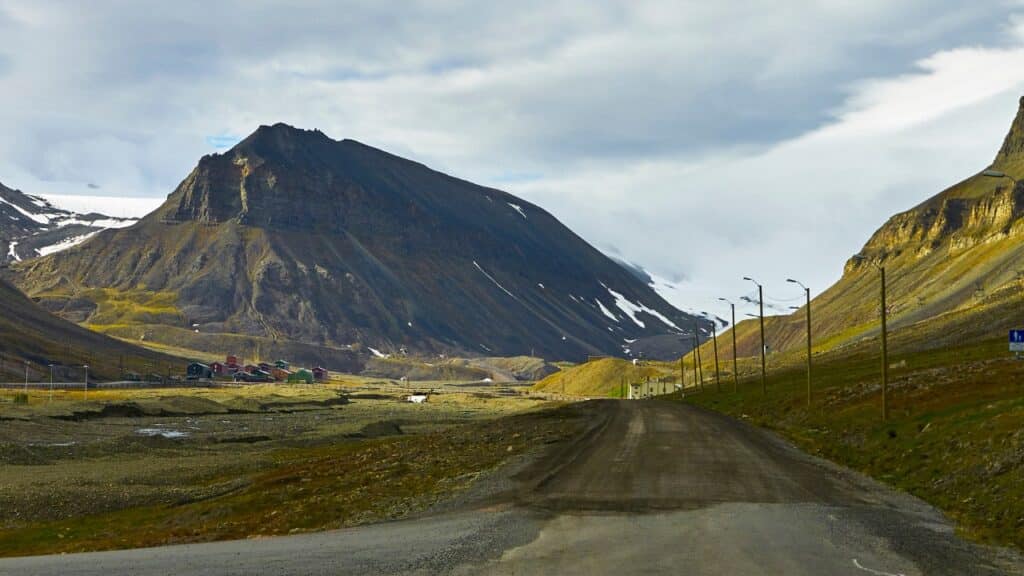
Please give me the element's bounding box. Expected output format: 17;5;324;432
0;279;180;382
532;357;677;397
675;336;1024;549
0;389;578;557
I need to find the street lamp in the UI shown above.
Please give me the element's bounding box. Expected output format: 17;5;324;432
692;320;704;391
719;298;739;393
23;361;29;394
703;312;722;392
48;363;55;403
852;254;889;421
786;278;813;409
83;364;89;401
743;276;767;394
982;169;1017;186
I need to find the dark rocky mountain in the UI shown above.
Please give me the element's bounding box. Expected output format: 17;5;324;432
15;124;710;361
0;181;137;264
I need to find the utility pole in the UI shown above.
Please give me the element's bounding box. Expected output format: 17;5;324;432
852;254;890;421
693;321;704;392
679;356;684;398
48;363;54;403
691;332;699;391
744;277;767;394
880;266;889;421
83;365;89;401
720;298;739;393
787;279;813;408
711;322;721;392
24;361;29;393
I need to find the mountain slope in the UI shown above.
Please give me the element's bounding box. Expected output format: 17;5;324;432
15;124;709;361
0;182;137;263
701;96;1024;364
0;276;178;382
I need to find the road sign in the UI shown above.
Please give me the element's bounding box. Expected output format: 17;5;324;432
1010;330;1024;352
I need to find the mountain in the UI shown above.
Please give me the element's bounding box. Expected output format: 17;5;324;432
0;182;137;263
13;124;709;362
706;96;1024;362
0;276;179;382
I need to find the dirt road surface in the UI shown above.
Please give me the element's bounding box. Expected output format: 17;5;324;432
3;400;1021;575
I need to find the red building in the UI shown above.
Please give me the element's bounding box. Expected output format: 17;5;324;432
226;355;240;366
312;366;329;381
210;361;226;376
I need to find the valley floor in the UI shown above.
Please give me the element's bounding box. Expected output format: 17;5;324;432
0;380;566;554
1;400;1020;575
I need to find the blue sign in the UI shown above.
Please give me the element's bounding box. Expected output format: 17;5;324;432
1011;330;1024;352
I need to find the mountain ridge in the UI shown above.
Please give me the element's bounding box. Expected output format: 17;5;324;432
0;182;137;264
14;124;709;362
698;96;1024;363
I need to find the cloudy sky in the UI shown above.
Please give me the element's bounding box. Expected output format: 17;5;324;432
3;1;1024;321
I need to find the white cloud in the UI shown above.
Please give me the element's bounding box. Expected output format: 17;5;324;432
1;1;1022;324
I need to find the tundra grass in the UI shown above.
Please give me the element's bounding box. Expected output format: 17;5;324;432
0;404;582;557
675;337;1024;550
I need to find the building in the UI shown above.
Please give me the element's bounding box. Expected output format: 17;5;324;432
226;355;240;367
243;364;259;374
270;367;292;382
274;359;290;370
186;362;213;380
312;366;329;381
287;368;314;384
258;362;273;373
234;369;271;383
210;361;227;376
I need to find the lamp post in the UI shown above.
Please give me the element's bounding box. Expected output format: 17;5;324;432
691;330;699;391
852;254;888;421
981;169;1018;187
48;363;54;403
692;320;704;391
786;279;812;409
719;298;739;393
24;361;29;394
703;312;721;392
83;364;89;401
743;277;767;394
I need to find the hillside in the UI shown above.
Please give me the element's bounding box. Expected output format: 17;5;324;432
531;357;677;397
14;124;710;361
694;96;1024;367
0;277;178;382
0;182;137;263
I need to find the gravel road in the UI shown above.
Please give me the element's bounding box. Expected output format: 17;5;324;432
3;400;1022;575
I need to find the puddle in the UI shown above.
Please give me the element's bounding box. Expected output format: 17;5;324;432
135;428;189;439
27;441;77;447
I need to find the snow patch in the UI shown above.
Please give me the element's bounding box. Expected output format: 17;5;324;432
0;196;50;224
595;299;619;322
7;241;20;262
507;202;527;219
368;347;388;358
537;283;545;289
603;284;682;331
41;194;163;218
472;261;515;299
55;217;135;229
36;231;101;256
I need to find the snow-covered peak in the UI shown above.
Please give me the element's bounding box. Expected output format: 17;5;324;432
0;183;145;263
